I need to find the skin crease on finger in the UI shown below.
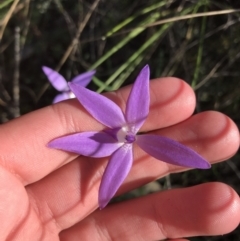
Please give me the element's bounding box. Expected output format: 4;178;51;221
59;182;240;241
0;77;196;186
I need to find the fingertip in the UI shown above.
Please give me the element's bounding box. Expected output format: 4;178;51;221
151;77;196;111
152;182;240;238
147;77;196;129
197;111;240;163
225;114;240;156
199;182;240;235
163;182;240;236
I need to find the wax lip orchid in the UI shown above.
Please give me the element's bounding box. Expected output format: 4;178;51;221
42;66;95;103
48;65;211;209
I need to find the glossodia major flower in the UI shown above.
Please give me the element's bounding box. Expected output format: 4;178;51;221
48;65;210;209
42;66;95;103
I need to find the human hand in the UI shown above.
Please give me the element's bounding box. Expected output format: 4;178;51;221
0;77;239;240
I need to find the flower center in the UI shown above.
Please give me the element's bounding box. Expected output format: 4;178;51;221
116;126;136;144
125;133;136;143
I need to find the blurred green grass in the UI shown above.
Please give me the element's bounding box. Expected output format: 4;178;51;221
0;0;240;240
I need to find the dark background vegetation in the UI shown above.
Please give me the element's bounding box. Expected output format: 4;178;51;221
0;0;240;240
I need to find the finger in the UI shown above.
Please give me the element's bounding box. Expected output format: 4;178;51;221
0;77;195;185
26;111;239;231
59;183;240;241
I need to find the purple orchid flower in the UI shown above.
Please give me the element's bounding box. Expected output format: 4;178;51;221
42;66;95;103
48;65;210;209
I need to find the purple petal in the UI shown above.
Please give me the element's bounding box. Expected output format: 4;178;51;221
136;134;211;169
69;83;126;128
48;131;122;157
125;65;150;132
71;70;96;87
42;66;68;91
52;93;71;104
99;144;133;209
